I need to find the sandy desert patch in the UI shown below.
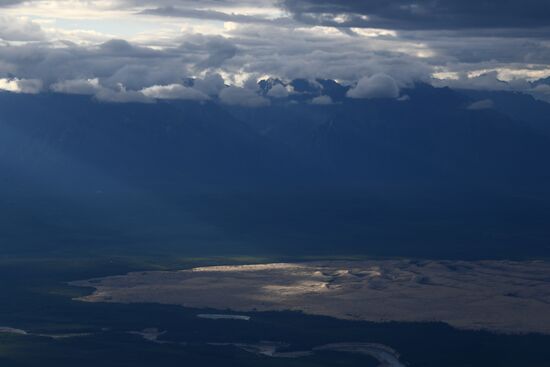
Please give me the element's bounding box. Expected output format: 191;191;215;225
71;260;550;334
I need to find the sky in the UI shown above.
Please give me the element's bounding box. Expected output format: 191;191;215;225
0;0;549;103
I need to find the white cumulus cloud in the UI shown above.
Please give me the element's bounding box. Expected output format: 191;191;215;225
141;84;209;100
0;78;42;94
347;73;399;99
267;84;290;98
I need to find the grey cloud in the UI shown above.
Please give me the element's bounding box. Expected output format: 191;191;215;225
16;78;43;93
409;33;550;65
0;16;45;42
102;63;189;91
0;38;196;90
192;73;226;96
99;39;159;57
177;34;240;72
347;73;399;99
196;37;238;69
0;36;229;93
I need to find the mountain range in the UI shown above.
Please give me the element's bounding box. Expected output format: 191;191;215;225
1;81;549;258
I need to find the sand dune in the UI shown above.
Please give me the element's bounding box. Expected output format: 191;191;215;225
71;260;550;334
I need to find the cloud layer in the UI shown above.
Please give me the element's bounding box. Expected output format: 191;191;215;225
0;0;549;104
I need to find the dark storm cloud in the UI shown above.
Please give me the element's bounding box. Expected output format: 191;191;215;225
397;30;550;65
134;0;550;77
282;0;550;30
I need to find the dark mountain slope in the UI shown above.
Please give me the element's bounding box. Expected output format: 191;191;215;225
232;84;550;191
0;92;309;195
1;85;550;258
460;89;550;136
